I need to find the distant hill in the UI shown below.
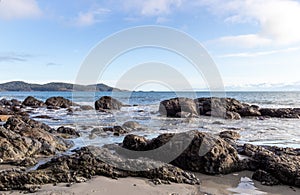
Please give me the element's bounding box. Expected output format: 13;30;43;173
0;81;124;92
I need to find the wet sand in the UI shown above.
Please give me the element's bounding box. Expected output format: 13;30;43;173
3;171;299;195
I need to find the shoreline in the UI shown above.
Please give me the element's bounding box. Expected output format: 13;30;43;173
1;95;300;194
3;171;300;195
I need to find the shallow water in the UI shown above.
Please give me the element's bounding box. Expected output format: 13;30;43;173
1;91;300;149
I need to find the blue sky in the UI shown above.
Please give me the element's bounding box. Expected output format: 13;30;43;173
1;0;300;91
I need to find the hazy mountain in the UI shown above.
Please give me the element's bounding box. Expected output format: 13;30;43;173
0;81;124;92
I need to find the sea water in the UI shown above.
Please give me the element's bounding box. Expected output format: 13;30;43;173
1;91;300;149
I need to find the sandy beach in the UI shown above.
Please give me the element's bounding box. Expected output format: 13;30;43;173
2;171;299;195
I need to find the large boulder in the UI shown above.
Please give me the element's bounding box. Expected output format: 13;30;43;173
22;96;45;108
45;96;77;108
0;116;69;163
95;96;122;110
194;97;246;116
122;130;240;174
158;97;198;117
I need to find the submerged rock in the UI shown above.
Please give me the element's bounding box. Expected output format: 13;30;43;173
79;105;94;110
122;121;142;130
95;96;123;110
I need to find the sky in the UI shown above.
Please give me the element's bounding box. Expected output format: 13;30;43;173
1;0;300;91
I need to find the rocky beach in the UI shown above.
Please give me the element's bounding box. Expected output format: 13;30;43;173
0;94;299;194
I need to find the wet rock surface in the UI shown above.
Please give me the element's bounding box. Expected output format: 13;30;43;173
160;97;300;119
56;126;80;138
122;130;241;174
0;146;200;191
103;126;128;136
95;96;123;110
22;96;45;108
0;116;69;163
240;144;300;187
45;96;78;108
122;121;142;130
122;130;300;188
0;98;28;116
1;95;300;191
159;97;198;117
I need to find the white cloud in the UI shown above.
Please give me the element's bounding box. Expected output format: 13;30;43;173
0;0;42;20
218;47;300;58
122;0;183;16
156;16;170;23
0;52;33;62
216;34;272;48
202;0;300;47
74;8;110;26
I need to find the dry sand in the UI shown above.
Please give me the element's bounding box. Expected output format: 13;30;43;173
3;171;300;195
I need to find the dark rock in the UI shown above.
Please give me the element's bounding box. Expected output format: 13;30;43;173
259;108;300;118
160;96;300;119
241;144;300;187
159;97;198;117
0;146;200;191
103;126;128;136
252;169;280;185
80;105;94;110
95;96;123;110
4;115;53;132
194;97;246;117
122;134;148;150
225;111;241;120
33;115;53;119
22;96;45;108
219;131;241;140
122;121;141;130
45;96;78;108
0;116;69;163
122;130;240;174
238;106;261;117
0;99;28;116
56;126;80;138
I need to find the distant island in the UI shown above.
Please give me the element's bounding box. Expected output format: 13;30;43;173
0;81;124;92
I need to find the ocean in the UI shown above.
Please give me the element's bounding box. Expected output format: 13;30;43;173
1;91;300;149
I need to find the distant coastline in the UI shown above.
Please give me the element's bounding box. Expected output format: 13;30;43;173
0;81;124;92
